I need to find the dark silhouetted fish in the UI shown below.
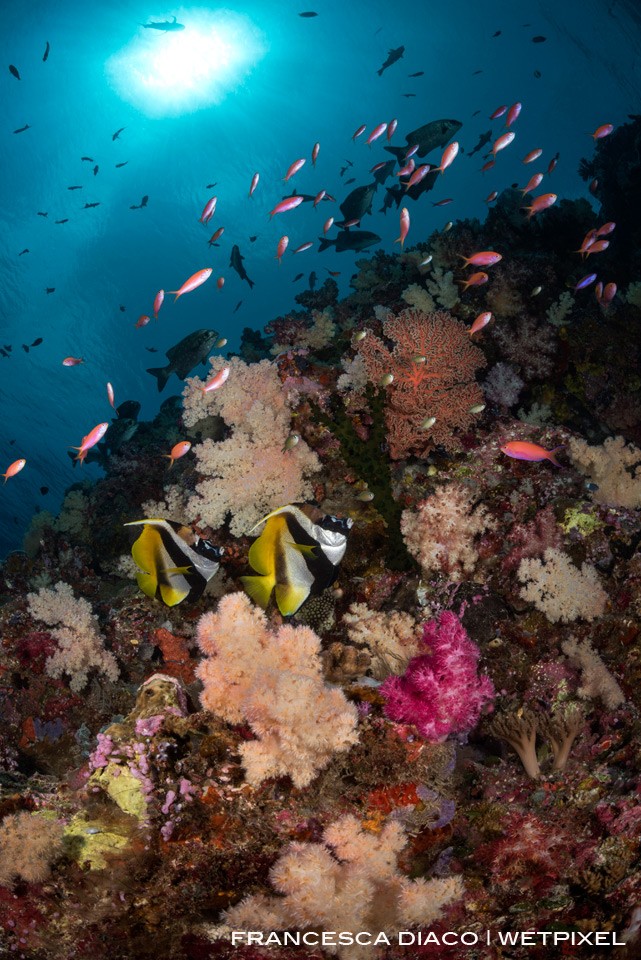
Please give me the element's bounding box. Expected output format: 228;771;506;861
469;130;492;157
81;156;93;162
43;42;50;62
130;195;149;209
337;182;377;227
299;10;318;16
318;230;380;253
0;348;9;359
120;305;126;311
402;93;416;98
532;35;546;42
31;338;43;347
147;329;218;392
40;486;49;495
234;300;243;313
206;182;218;189
13;124;30;134
472;69;482;75
68;185;82;190
45;287;55;294
372;158;396;185
9;65;20;80
492;30;501;37
309;271;317;290
4;345;12;352
293;273;304;282
230;245;255;288
112;127;125;140
141;16;185;31
385;118;462;164
55;219;69;224
93;165;99;176
22;344;30;353
249;235;257;242
145;347;158;353
84;202;100;208
37;211;48;217
115;161;129;168
472;109;481;117
534;70;541;78
382;169;439;211
408;71;424;77
18;249;29;256
344;177;356;184
377;46;404;76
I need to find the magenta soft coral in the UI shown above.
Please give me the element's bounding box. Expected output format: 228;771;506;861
380;611;494;740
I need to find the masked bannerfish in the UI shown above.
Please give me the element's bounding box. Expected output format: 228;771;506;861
241;504;352;617
125;519;223;606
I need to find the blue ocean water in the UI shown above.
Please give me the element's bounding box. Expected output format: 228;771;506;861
0;0;639;558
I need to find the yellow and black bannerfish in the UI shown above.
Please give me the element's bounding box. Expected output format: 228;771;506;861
125;518;223;606
240;503;352;617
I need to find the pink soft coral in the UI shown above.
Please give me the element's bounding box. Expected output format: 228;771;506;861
380;611;494;740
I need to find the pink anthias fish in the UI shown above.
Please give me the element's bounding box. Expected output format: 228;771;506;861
283;158;306;181
505;102;522;127
313;190;326;207
293;241;313;254
135;315;151;329
480;159;495;173
500;440;564;466
153;289;164;319
208;227;224;246
311;142;320;166
601;282;617;304
596;221;616;237
323;216;334;234
202;366;230;394
437;142;459;174
168;268;212;301
485;191;498;203
199;196;217;225
62;356;84;365
269;195;304;218
387;118;398;140
459;250;502;268
164;440;191;468
71;422;109;464
249;172;259;197
406;164;431;191
584;239;609;257
395;207;410;249
106;382;115;408
217;276;225;290
404;144;419;159
469;311;492;335
366;122;388;145
352;123;366;141
522;148;542;164
396;158;416;178
458;271;489;292
2;458;26;482
275;235;289;263
523;192;557;220
521;172;544;196
490;104;508;120
590;123;614;140
492;131;515;156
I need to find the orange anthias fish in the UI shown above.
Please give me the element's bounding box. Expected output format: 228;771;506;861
62;356;84;366
269;196;304;218
591;123;614;140
406;164;431;191
366;122;388;145
153;289;165;318
437;142;459;174
275;236;289;263
168;268;212;301
459;250;502;268
165;440;191;467
314;189;326;207
523;192;557;220
521;172;544;195
323;216;334;234
283;158;306;181
584;239;609;256
71;422;109;464
217;276;225;290
395;207;410;248
469;311;492;334
202;366;230;394
208;227;224;246
505;101;522;127
2;458;26;482
500;440;564;466
522;148;542;164
492;131;515;156
458;271;489;292
135;315;151;328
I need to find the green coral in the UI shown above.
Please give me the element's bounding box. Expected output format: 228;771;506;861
561;506;604;537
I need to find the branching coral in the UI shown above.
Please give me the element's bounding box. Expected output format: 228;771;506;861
380;611;495;741
341;603;421;679
569;435;641;509
196;593;359;787
562;637;625;709
490;707;541;779
221;815;463;960
401;482;496;580
539;703;586;772
26;581;119;692
180;356;320;535
517;548;608;623
357;308;486;459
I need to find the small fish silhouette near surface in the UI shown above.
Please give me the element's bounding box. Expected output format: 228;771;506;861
141;15;185;31
9;64;20;80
